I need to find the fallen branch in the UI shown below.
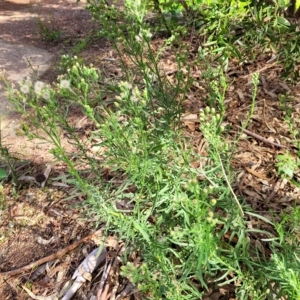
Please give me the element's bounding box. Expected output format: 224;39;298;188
240;127;287;149
0;229;103;277
240;62;278;79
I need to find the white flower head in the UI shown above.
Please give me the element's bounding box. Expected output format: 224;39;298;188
143;29;152;40
121;81;132;90
20;84;30;94
24;77;33;87
136;29;152;43
135;35;142;42
131;87;140;103
131;95;139;103
41;89;51;100
34;81;45;95
60;79;71;89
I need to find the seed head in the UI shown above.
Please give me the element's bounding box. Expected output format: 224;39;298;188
20;84;30;94
60;79;71;89
34;81;45;94
41;89;51;100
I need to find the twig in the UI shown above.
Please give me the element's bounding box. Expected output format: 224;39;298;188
97;257;114;300
240;62;278;79
241;127;287;149
0;229;103;277
109;265;120;300
100;282;110;300
115;282;135;300
108;255;122;300
179;0;189;12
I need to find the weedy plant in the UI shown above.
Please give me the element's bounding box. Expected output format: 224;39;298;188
276;151;300;179
0;145;16;186
152;0;300;80
276;151;300;189
0;114;18;188
37;16;62;42
278;93;300;154
7;0;300;299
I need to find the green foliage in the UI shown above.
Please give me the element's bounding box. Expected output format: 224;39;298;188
0;145;17;186
145;0;300;79
72;34;91;54
276;151;300;178
148;0;251;14
37;16;62;42
278;93;300;152
0;119;18;186
0;168;7;180
271;253;300;298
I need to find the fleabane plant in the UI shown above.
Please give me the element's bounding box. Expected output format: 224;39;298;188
7;77;53;113
8;56;101;126
5;60;104;187
86;79;221;298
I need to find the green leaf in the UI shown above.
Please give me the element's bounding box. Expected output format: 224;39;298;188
296;0;300;11
133;220;151;244
245;212;274;225
283;167;294;178
276;16;290;27
0;168;7;180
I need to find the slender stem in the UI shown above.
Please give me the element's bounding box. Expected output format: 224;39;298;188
217;152;244;216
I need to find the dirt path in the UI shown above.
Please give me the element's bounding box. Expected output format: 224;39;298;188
0;41;53;159
0;0;95;162
0;0;91;46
